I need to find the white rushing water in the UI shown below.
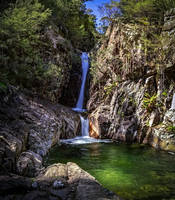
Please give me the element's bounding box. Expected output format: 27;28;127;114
73;52;89;112
80;115;89;136
171;93;175;110
65;52;112;145
61;114;111;145
60;136;111;145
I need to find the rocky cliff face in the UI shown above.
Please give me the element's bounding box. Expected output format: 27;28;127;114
29;27;83;107
88;10;175;152
0;86;80;177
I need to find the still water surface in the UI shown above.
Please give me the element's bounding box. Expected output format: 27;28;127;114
46;142;175;200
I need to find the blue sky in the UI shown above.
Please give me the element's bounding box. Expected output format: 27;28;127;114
85;0;111;25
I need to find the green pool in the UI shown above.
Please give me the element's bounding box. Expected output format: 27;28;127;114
45;142;175;200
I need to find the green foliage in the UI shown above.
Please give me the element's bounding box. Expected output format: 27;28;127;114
104;82;117;95
162;91;168;97
143;93;157;113
39;0;97;50
0;82;7;92
166;124;175;134
119;0;157;22
165;122;175;134
100;0;175;25
138;27;173;73
154;0;175;14
43;64;63;81
0;0;97;98
0;0;51;87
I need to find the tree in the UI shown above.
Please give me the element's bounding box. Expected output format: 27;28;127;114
39;0;97;50
98;0;120;32
0;0;97;91
0;0;51;86
98;0;175;26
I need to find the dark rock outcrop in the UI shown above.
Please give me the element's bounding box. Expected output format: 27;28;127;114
0;86;80;176
0;162;122;200
59;52;82;107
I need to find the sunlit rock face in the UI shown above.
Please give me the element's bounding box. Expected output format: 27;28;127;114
88;10;175;151
0;86;80;175
89;117;100;139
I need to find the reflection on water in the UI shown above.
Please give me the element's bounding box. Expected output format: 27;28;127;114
46;143;175;200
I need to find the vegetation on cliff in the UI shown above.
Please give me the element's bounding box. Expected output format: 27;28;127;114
92;0;175;82
88;0;175;151
0;0;97;100
100;0;175;25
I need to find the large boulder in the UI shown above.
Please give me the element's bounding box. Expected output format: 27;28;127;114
0;86;80;175
16;151;43;177
0;162;122;200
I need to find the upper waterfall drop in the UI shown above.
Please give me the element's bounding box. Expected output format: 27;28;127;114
73;52;89;112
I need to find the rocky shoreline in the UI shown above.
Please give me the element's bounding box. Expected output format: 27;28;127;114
0;86;80;177
0;162;121;200
0;86;122;200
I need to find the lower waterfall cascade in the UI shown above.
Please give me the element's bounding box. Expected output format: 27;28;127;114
80;115;89;137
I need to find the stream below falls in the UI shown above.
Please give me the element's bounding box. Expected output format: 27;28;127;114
45;142;175;200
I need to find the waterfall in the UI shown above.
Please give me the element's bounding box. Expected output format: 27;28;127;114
61;52;111;144
171;93;175;110
72;52;90;137
73;52;89;112
71;52;90;139
80;115;89;137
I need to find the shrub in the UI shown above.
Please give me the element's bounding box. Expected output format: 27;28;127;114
166;125;175;134
0;0;51;87
143;93;157;112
